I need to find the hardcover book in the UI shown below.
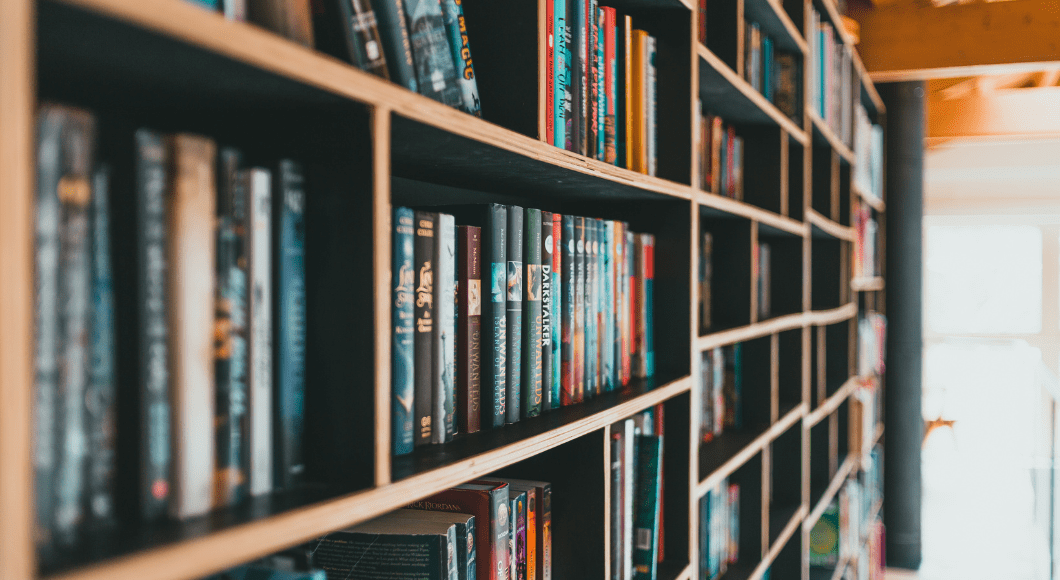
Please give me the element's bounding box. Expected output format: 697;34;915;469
457;225;482;434
439;0;482;115
630;29;648;174
434;213;457;443
602;7;617;164
632;434;663;580
214;147;249;509
594;5;606;161
602;220;614;391
506;206;524;423
502;479;551;580
404;0;464;108
168;134;217;520
573;216;585;401
586;0;600;160
391;509;476;580
522;208;543;419
569;0;585;154
585;218;597;396
623;230;634;383
645;34;657;177
554;0;569;148
247;0;315;47
549;214;562;410
510;489;527;580
245;168;273;496
413;211;437;446
540;212;554;412
392;207;416;454
411;481;511;580
610;428;624;580
370;0;418;91
313;517;458;579
312;0;390;79
274;160;307;488
633;233;654;378
560;214;576;406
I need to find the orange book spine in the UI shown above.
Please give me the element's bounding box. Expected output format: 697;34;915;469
631;30;648;174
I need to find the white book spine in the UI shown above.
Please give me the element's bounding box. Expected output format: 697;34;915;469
247;168;272;496
433;213;456;443
621;419;635;580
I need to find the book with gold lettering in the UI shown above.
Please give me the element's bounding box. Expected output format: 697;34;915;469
413;211;436;447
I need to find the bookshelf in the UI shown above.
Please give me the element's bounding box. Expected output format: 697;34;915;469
0;0;887;577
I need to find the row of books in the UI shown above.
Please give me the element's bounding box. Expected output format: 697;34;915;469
856;312;886;379
693;107;744;198
853;201;879;279
809;453;880;573
698;345;742;444
850;381;881;464
755;240;772;320
545;4;659;175
807;9;853;145
609;407;666;580
742;19;801;122
34;104;308;550
184;0;481;116
392;205;656;454
853;105;884;202
698;231;712;335
698;478;740;580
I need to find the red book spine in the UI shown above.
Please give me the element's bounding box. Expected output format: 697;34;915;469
546;0;554;142
458;226;482;433
603;7;616;164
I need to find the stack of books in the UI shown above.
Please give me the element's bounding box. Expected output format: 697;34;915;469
392;206;656;454
33;104;310;551
742;19;801;122
698;345;742;444
183;0;482;116
546;3;659;175
694;105;744;199
807;9;853;144
699;478;740;580
610;406;666;580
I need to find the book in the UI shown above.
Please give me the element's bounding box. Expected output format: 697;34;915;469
214;565;326;580
506;206;524;423
631;434;663;580
370;0;418;92
414;211;436;446
87;163;116;527
523;208;543;419
630;30;648;174
411;481;511;580
540;212;554;413
439;0;481;115
602;7;617;164
569;0;585;154
809;502;840;566
509;487;527;580
612;221;626;389
610;428;624;580
274;159;307;489
214;147;249;509
584;219;597;396
601;220;614;391
434;214;457;443
633;234;654;378
501;479;551;580
645;34;657;177
168;134;217;520
223;0;247;20
314;517;459;579
620;419;635;580
549;214;562;410
699;231;712;334
554;0;569;148
573;216;586;401
245;168;273;496
457;225;482;434
405;0;464;108
546;0;554;141
390;509;477;580
392;208;416;455
247;0;314;47
593;4;604;161
35;105;95;544
324;0;390;78
757;242;770;319
622;14;633;170
560;215;576;406
623;230;634;384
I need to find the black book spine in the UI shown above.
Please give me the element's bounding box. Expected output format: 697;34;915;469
540;212;554;413
413;211;437;446
343;0;390;78
506;206;524;424
404;0;464;108
214;147;249;508
370;0;418;91
522;208;542;419
87;164;116;528
134;129;171;520
560;215;576;406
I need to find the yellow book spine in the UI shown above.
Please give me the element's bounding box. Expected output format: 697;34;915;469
631;30;648;174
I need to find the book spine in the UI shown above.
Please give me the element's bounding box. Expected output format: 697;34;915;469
540;483;552;580
624;230;634;385
569;0;585;154
546;0;554;141
458;226;482;434
339;0;390;79
550;215;562;410
413;211;436;446
540;212;553;413
646;35;657;177
560;215;576;406
433;213;456;443
633;234;655;378
214;147;249;509
134;128;171;520
610;430;623;580
275;159;307;488
87;164;116;527
621;420;635;580
612;221;624;389
223;0;246;20
516;492;528;580
506;206;524;424
439;0;482;115
486;204;507;428
584;219;596;397
631;434;662;580
555;0;569;148
586;0;599;160
631;30;646;173
371;0;418;91
50;108;95;543
602;221;614;391
526;489;537;580
246;169;273;495
594;220;605;393
405;0;464;108
573;217;585;402
392;208;416;454
491;487;512;580
523;208;542;419
603;8;616;164
246;0;313;47
168;134;217;520
465;515;478;580
595;7;606;161
623;18;634;171
509;498;518;580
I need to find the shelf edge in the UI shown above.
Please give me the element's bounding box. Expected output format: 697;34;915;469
696;403;806;497
804;454;858;531
807;209;855;241
749;505;808;580
850;277;884;292
807;110;856;163
696;191;806;237
697;312;806;351
804;376;858;428
806;303;857;326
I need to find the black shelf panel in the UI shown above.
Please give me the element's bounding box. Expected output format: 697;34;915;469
699;423;769;481
743;0;802;53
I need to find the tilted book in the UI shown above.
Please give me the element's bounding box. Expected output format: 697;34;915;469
247;0;314;47
522;208;543;419
392;207;416;455
439;0;482;115
245;168;273;495
506;206;524;423
413;211;436;446
369;0;418;91
312;0;390;79
457;225;482;434
404;0;464;108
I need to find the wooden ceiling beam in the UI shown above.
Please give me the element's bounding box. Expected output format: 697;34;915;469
849;0;1060;82
928;86;1060;140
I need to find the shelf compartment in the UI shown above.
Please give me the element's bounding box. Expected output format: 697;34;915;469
808;110;854;164
765;521;803;580
810;235;847;312
698;404;804;494
777;329;804;416
699;451;764;580
698;192;805;238
824;322;853;400
741;126;786;215
786;136;805;223
699;215;754;335
810;144;835;222
767;422;802;546
742;0;807;55
807;419;830;511
697;45;807;143
755;229;804;321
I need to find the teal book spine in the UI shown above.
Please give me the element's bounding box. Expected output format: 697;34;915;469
439;0;482;115
523;208;543;418
560;215;576;406
554;0;568;147
405;0;464;108
601;220;614;391
392;208;416;455
632;434;663;580
595;7;606;161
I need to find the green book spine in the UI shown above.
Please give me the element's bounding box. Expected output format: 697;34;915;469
631;434;663;580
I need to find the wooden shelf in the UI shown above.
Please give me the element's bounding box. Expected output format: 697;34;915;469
805;376;857;428
853;183;885;212
851;277;884;292
807;209;855;241
697;44;808;143
698;312;806;351
697;404;806;496
751;505;807;580
696;191;806;237
808;109;856;163
743;0;808;55
804;454;858;531
806;303;858;326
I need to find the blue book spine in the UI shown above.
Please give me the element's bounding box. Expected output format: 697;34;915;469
371;0;419;92
631;434;663;580
762;37;773;101
405;0;464;108
596;9;606;161
439;0;482;115
275;160;306;489
602;221;614;391
434;214;457;442
506;206;524;423
392;208;416;455
554;0;568;147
